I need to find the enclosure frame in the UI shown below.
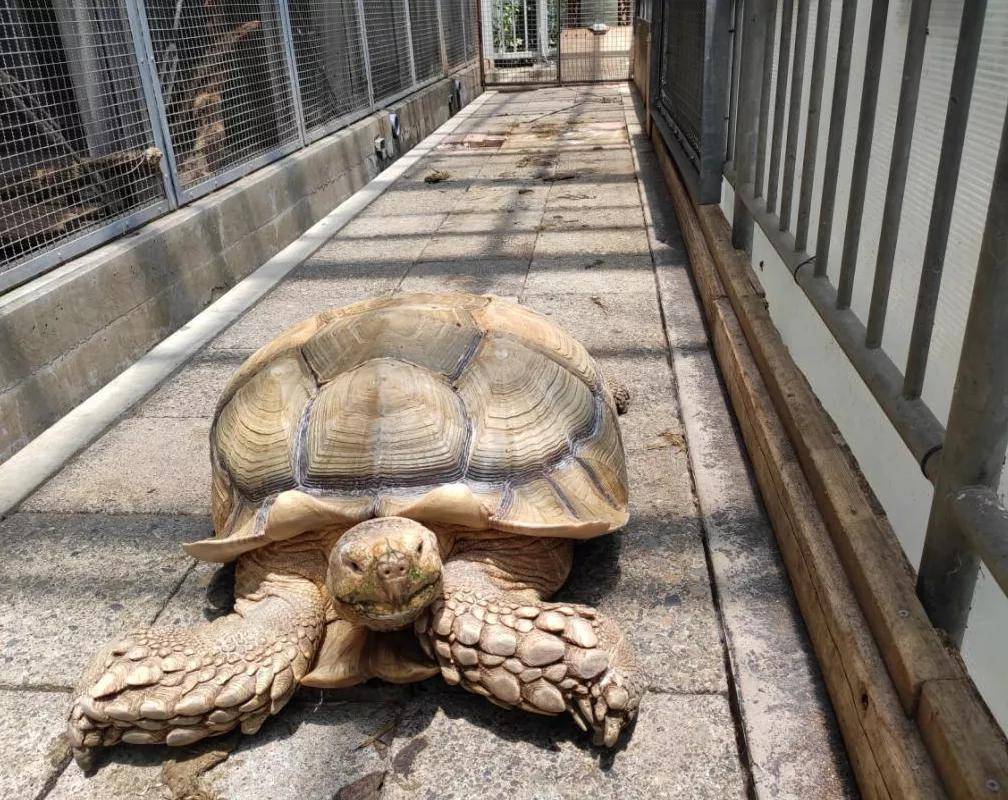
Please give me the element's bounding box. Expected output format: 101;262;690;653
0;0;472;294
648;0;732;203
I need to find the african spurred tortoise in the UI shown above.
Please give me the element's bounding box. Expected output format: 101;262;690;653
69;292;643;766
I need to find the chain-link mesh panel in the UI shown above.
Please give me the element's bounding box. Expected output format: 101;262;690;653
363;0;413;102
484;0;559;85
143;0;299;192
288;0;370;134
559;0;632;82
0;0;164;276
440;0;466;68
409;0;443;83
657;0;704;153
464;0;478;59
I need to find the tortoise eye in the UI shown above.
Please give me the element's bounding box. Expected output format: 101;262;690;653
415;540;424;555
341;552;364;574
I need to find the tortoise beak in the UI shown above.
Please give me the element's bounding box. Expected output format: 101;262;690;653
376;549;415;605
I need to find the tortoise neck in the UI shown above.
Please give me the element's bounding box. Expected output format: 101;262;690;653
444;533;574;601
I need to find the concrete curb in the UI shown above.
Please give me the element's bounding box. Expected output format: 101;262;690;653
0;90;495;518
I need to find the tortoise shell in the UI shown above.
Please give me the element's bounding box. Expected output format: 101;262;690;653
185;293;628;562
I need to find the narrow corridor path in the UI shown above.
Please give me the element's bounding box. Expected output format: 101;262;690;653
1;85;855;800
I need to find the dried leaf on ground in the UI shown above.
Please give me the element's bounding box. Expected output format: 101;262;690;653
645;429;687;452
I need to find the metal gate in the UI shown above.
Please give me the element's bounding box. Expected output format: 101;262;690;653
648;0;731;202
480;0;632;85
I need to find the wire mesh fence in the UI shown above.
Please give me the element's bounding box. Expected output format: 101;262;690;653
409;0;444;83
363;0;414;103
483;0;559;85
559;0;633;82
464;0;478;59
440;0;466;68
142;0;301;194
0;0;166;286
288;0;371;137
482;0;633;86
1;0;478;292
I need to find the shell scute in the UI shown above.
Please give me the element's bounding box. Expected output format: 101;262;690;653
456;334;595;482
302;304;483;382
303;359;469;490
214;353;315;499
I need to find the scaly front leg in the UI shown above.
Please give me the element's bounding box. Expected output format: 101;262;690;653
415;586;644;746
68;556;326;769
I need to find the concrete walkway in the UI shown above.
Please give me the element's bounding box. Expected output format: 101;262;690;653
1;85;856;800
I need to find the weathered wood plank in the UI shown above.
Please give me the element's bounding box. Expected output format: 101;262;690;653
917;679;1008;800
696;203;957;714
651;131;947;799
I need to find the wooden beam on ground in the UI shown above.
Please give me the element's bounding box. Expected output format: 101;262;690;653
694;187;1008;800
651;131;949;799
694;203;957;714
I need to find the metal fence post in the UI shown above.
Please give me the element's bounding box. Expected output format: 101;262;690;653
123;0;181;207
435;0;450;75
402;0;419;87
917;110;1008;646
275;0;308;146
731;0;769;252
356;0;376;108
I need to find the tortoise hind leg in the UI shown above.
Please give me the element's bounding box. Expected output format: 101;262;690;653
415;537;645;747
68;552;326;769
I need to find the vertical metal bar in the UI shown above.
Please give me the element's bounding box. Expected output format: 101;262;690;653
726;0;745;161
556;0;563;84
903;0;987;397
792;0;831;252
435;0;449;74
864;0;932;348
356;0;376;108
732;0;771;251
124;0;181;206
538;0;550;60
476;0;488;84
753;0;779;199
811;0;858;277
778;0;810;231
275;0;308;146
765;0;794;212
836;0;889;308
524;0;532;52
917;109;1008;645
402;0;418;86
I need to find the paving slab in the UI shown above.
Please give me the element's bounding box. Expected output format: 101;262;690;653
24;418;212;515
524;254;656;296
400;259;529;296
0;689;70;798
566;513;726;694
136;349;252;419
418;228;539;262
383;688;747;800
452;182;552;211
0;513;202;686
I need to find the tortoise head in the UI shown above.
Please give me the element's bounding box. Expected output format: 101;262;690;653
327;517;443;631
